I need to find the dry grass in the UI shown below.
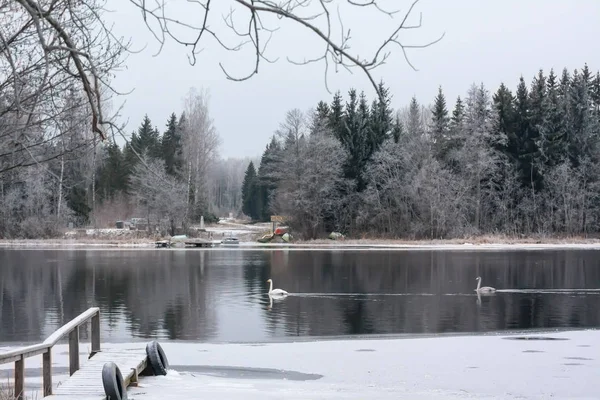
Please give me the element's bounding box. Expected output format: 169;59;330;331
0;385;10;400
0;383;38;400
296;234;600;246
2;231;600;248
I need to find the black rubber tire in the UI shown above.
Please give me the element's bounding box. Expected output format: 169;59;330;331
102;362;127;400
146;340;169;376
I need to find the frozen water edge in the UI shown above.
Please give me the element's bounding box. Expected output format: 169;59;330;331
1;330;599;399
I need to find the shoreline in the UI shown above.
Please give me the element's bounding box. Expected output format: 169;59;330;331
2;236;600;250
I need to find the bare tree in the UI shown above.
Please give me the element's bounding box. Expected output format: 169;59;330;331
129;0;443;98
181;87;221;221
0;0;127;173
130;157;188;236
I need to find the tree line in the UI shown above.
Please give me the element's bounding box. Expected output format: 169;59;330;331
242;64;600;239
0;87;249;238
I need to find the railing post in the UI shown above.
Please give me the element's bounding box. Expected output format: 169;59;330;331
68;326;80;375
91;310;101;356
43;349;52;396
14;356;24;400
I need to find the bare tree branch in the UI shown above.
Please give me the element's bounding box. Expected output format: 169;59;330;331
128;0;444;99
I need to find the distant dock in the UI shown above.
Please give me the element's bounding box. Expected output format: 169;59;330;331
155;238;218;248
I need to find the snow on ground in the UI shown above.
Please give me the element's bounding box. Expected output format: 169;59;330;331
1;330;598;399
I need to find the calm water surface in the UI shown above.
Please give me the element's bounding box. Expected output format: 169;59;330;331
1;248;600;344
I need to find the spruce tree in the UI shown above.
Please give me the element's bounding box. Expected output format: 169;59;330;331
592;72;600;114
328;91;344;141
124;115;162;177
430;86;450;161
391;114;404;143
406;96;423;137
136;115;161;158
241;161;260;220
513;76;538;189
369;81;393;150
492;83;517;159
312;101;331;136
162;113;183;176
569;68;597;166
537;69;567;169
338;89;369;191
528;70;546;182
257;137;282;220
445;96;466;171
449;96;465;136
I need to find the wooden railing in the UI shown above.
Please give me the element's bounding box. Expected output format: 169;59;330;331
0;307;101;399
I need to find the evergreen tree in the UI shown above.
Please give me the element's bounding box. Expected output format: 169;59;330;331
492;83;517;158
328;91;344;140
430;86;450;161
444;96;466;171
591;72;600;114
513;76;539;189
67;186;92;224
406;96;423;137
537;69;567;169
528;70;546;180
135;115;161;158
257;137;282;220
97;142;128;199
315;101;330;122
557;68;573;156
241;161;260;220
449;96;465;135
338;89;371;191
161;113;184;176
311;101;331;137
369;81;393;151
569;68;598;165
391;114;404;143
124;115;162;177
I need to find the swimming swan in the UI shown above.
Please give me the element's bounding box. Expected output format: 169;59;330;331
267;279;288;296
475;276;496;293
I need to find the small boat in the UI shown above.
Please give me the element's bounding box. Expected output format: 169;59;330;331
221;237;240;245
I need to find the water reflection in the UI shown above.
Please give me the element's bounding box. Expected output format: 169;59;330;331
1;249;600;343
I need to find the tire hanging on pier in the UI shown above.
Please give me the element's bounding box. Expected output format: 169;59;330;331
146;340;169;375
102;361;128;400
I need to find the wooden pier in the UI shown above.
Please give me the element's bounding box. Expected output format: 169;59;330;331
0;307;161;399
45;348;148;399
155;237;217;248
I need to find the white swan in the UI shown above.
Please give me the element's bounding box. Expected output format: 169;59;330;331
475;276;496;293
267;279;288;296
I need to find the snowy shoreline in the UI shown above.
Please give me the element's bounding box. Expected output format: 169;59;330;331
2;239;600;251
1;329;598;399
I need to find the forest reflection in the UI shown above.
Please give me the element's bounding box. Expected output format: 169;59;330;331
1;249;599;343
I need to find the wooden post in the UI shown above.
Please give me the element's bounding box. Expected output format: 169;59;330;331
68;326;79;376
91;311;101;356
43;350;52;396
130;367;139;387
14;357;24;400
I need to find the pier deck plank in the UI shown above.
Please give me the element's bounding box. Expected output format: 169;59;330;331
44;348;147;399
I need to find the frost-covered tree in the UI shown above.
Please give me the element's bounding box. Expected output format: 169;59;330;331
130;157;188;235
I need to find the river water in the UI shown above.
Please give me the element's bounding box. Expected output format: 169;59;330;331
1;248;599;344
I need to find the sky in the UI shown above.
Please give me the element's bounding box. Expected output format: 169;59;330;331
103;0;600;159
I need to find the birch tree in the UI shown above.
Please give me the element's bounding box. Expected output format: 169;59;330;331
181;87;221;222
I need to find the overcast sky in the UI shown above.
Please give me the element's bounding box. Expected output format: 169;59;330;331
103;0;600;159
